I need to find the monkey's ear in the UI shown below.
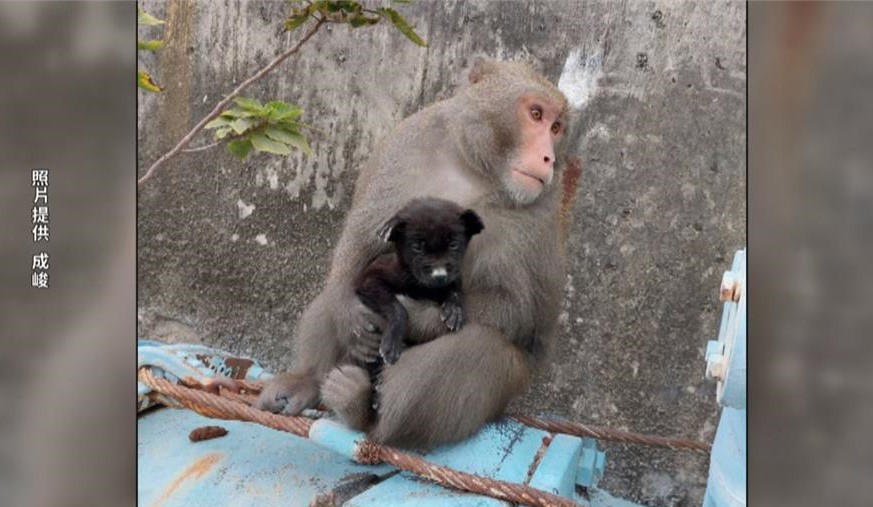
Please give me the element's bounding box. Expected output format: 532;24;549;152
468;58;497;85
377;219;405;243
460;209;484;237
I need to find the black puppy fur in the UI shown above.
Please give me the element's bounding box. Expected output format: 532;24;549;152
354;197;484;368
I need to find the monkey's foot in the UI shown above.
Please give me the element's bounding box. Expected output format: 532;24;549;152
322;365;374;431
440;301;466;332
254;372;319;416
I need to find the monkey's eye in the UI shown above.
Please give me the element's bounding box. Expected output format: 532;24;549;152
530;105;543;121
448;240;460;251
551;122;562;135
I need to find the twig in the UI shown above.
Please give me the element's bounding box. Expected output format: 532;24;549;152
181;141;223;153
138;18;325;186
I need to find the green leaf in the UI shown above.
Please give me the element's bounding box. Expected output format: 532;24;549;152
227;138;254;159
251;132;291;156
264;101;303;121
138;7;165;26
137;69;163;92
274;129;312;156
376;8;426;47
285;14;310;32
233;96;264;113
349;13;380;27
230;117;257;134
264;127;299;144
220;109;254;119
215;127;234;140
326;1;361;13
391;0;412;4
137;39;165;52
204;116;232;129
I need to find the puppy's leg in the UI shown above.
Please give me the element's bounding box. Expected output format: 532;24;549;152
379;299;408;364
440;286;465;332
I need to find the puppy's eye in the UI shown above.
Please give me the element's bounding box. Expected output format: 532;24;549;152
410;241;424;253
448;240;460;250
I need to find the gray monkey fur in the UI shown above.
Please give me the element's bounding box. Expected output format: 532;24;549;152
257;59;570;449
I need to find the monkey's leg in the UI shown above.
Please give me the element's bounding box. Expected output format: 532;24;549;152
256;290;344;415
321;364;374;431
370;324;532;449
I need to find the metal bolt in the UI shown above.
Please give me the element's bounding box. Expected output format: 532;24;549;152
719;271;741;302
707;358;726;381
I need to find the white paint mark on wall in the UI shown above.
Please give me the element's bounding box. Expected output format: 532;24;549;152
254;234;268;245
230;234;239;242
237;199;255;219
558;48;603;110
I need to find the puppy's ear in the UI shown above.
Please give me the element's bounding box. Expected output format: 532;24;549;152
377;218;405;243
460;209;484;238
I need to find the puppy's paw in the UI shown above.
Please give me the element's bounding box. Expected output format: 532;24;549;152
380;340;403;365
440;301;465;332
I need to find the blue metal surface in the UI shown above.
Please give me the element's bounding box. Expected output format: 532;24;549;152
703;248;747;507
137;340;635;506
529;434;582;497
138;407;394;507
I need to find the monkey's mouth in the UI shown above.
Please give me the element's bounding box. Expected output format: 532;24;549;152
513;169;545;186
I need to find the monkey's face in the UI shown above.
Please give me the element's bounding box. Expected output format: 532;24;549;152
379;198;485;288
503;94;565;205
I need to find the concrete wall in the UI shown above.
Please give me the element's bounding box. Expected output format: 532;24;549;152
137;1;745;504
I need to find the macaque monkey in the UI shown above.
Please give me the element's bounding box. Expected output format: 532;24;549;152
258;59;570;449
355;197;484;367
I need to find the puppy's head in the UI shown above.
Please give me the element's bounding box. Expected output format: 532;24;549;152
377;197;484;288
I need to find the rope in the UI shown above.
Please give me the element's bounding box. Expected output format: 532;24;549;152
138;368;583;507
510;415;712;454
357;441;580;507
139;369;312;437
169;375;710;453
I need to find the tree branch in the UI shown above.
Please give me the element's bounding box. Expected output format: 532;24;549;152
138;18;325;186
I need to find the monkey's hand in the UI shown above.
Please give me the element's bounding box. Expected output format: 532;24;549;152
255;372;320;416
440;292;466;332
340;291;387;364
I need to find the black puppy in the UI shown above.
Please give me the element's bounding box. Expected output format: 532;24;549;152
354;197;484;366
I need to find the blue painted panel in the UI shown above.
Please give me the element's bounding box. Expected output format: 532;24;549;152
703;407;745;507
529;434;582;497
348;419;549;506
138;408;393;507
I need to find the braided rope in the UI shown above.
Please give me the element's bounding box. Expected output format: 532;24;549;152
510;414;711;454
228;378;711;454
138;368;583;507
139;369;312;436
356;441;580;507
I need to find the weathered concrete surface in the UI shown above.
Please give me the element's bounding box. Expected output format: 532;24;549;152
137;1;745;505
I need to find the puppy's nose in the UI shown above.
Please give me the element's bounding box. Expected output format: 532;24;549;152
431;266;448;280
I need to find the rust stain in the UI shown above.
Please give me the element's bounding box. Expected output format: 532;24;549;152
150;452;224;507
225;357;254;378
